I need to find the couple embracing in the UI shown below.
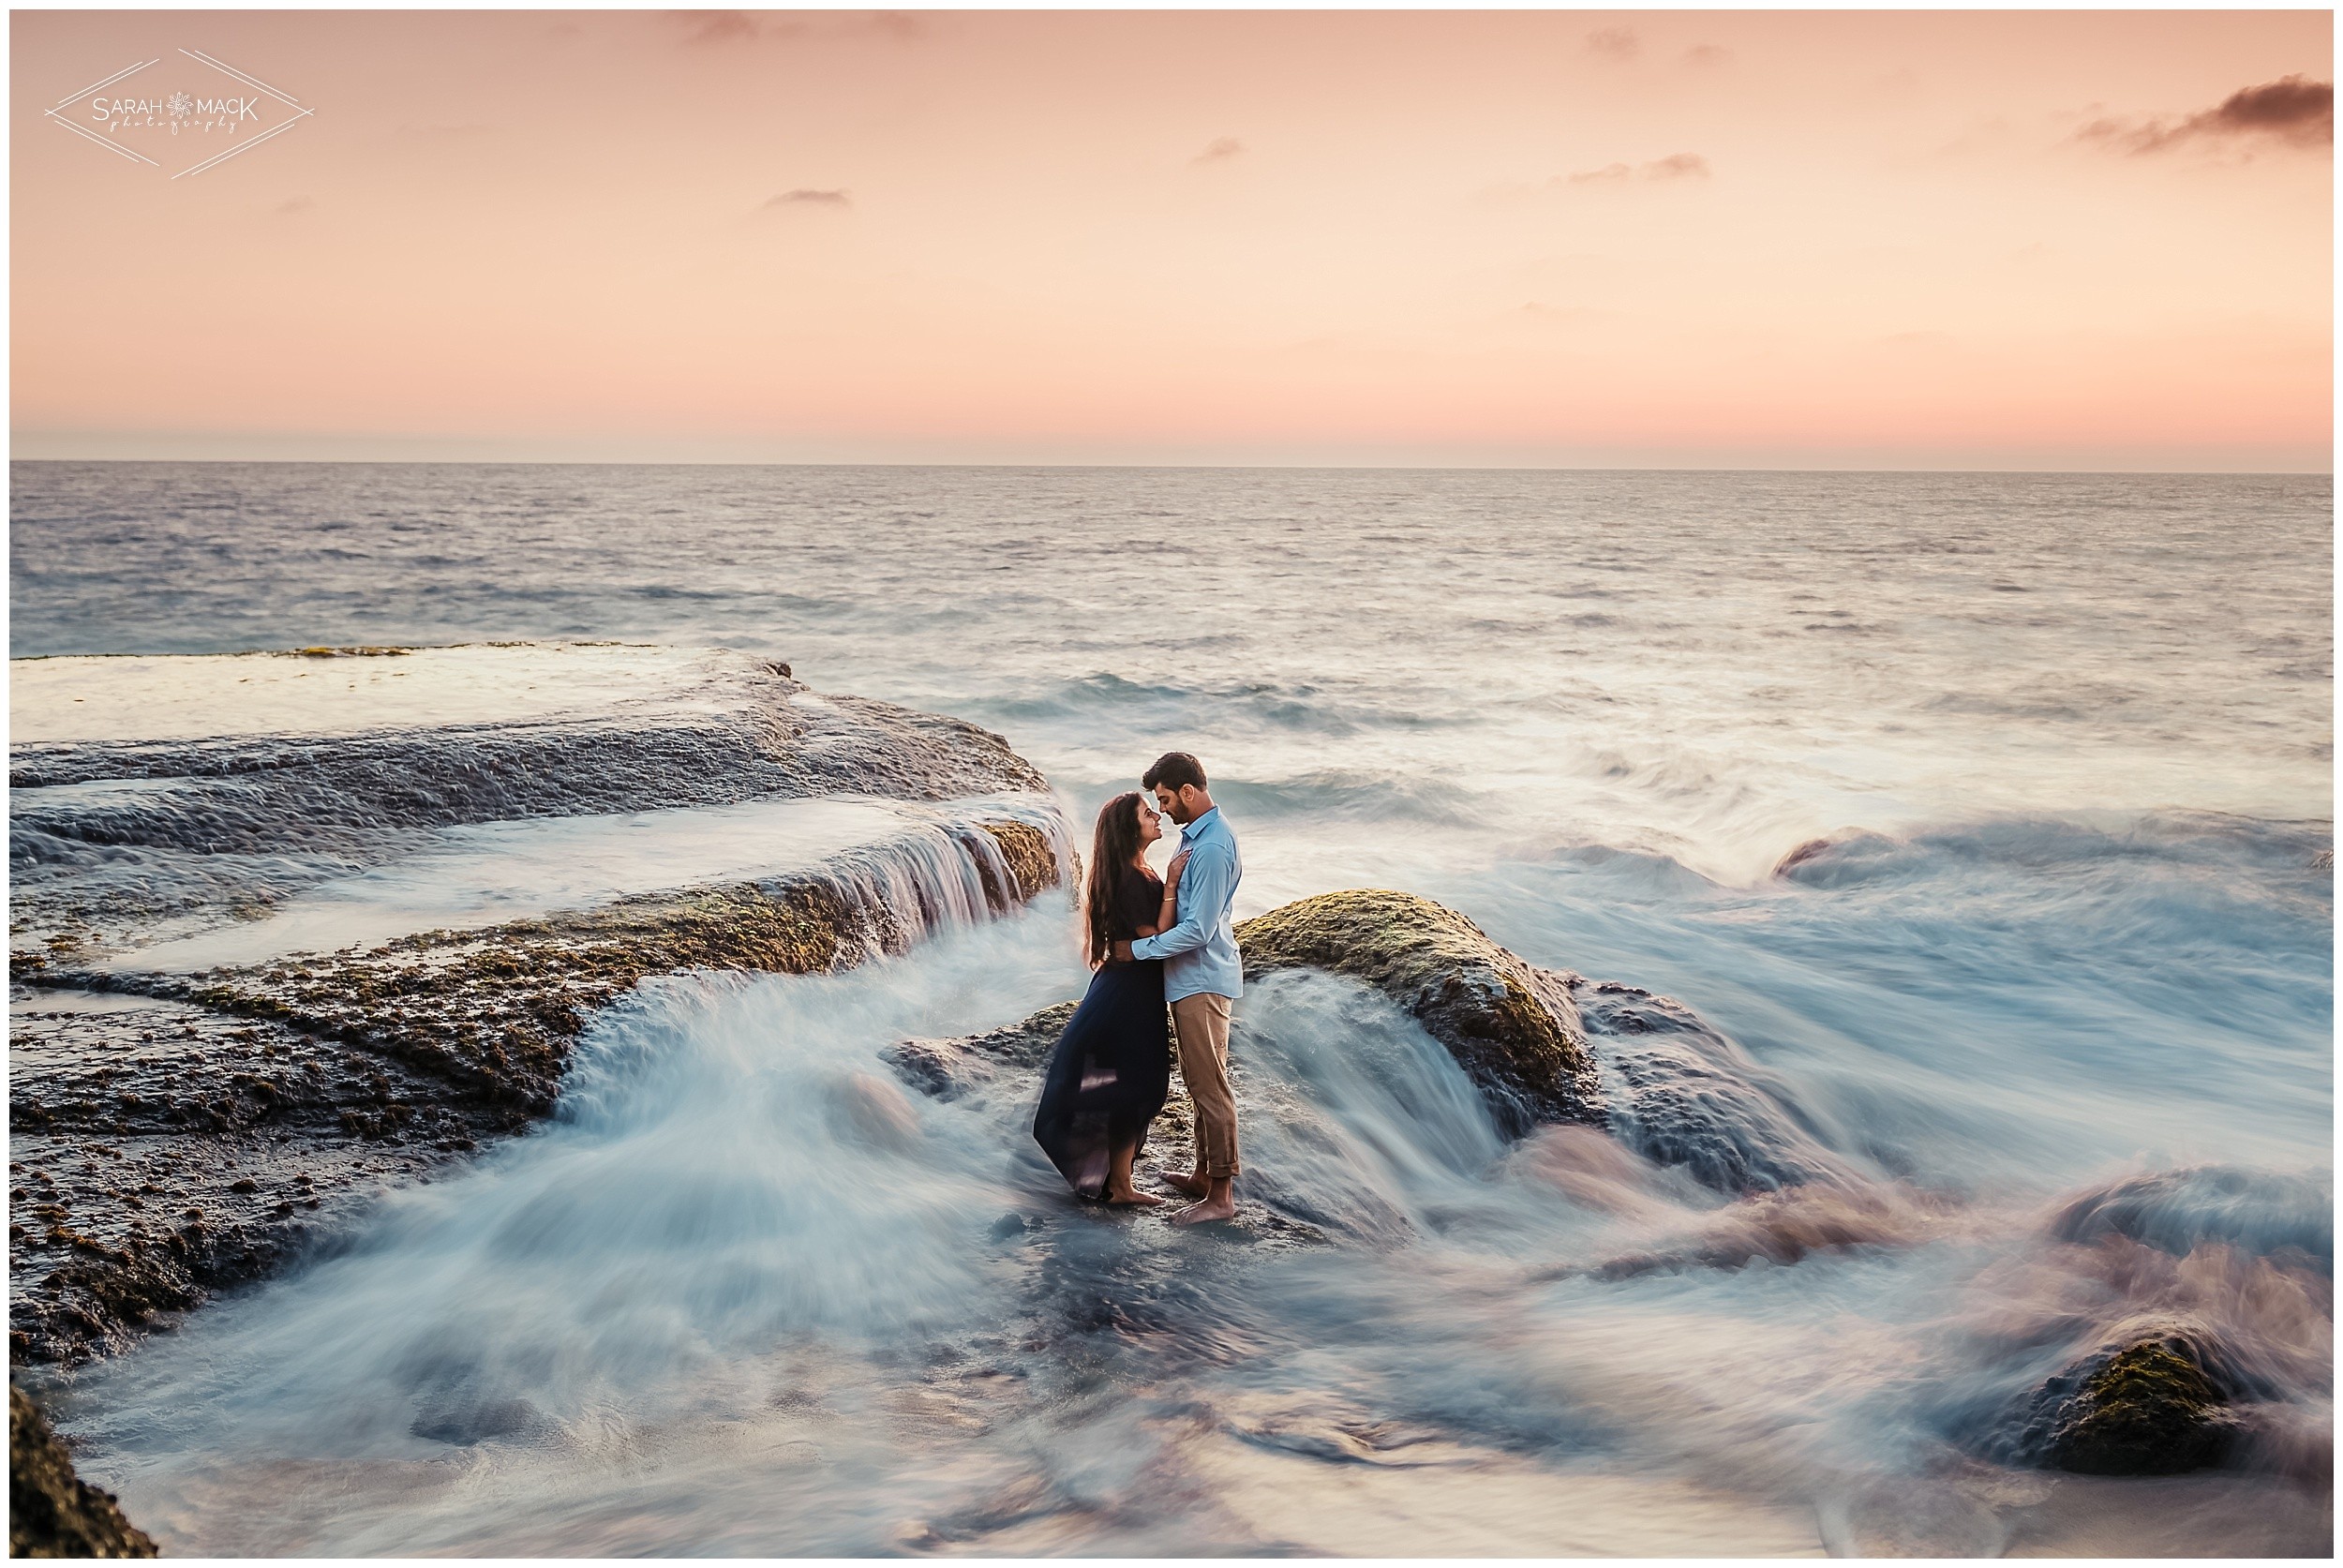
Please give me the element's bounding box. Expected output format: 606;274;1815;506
1032;751;1242;1226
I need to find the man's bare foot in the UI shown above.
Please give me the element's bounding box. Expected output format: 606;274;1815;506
1163;1172;1209;1198
1171;1194;1237;1226
1104;1187;1164;1207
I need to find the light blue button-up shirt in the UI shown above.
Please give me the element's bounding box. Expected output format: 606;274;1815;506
1132;805;1243;1003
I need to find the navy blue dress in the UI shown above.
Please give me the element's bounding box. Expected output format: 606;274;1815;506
1033;865;1172;1198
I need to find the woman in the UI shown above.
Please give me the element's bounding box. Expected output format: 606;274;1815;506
1032;791;1186;1204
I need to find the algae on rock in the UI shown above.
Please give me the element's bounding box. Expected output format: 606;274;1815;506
2006;1328;2242;1475
1235;889;1601;1134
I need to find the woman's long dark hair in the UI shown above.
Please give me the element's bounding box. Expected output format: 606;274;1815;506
1084;791;1144;968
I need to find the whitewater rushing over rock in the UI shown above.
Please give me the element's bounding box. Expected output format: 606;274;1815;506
8;645;1073;1366
34;919;2335;1557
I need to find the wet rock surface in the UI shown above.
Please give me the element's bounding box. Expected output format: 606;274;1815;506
2047;1165;2334;1267
27;821;1060;1115
1230;890;1863;1195
1933;1164;2333;1482
884;1001;1080;1099
1232;889;1601;1135
8;1385;157;1558
2004;1327;2244;1475
8;987;506;1366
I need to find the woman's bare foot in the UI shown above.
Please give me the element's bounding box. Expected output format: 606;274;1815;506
1162;1171;1209;1198
1102;1141;1159;1207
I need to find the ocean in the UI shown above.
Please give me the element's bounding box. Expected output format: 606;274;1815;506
10;461;2333;1553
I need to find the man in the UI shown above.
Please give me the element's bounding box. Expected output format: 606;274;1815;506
1114;751;1243;1225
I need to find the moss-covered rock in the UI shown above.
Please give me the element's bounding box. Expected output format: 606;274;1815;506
76;818;1055;1119
1235;889;1600;1134
9;1386;156;1557
171;875;884;1116
2009;1328;2241;1475
979;821;1063;908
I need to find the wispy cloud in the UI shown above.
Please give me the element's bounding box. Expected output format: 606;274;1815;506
1585;27;1638;62
674;10;759;45
1682;43;1732;67
765;188;851;209
2078;74;2332;156
1567;153;1709;186
1193;136;1245;165
1641;153;1709;180
276;196;314;217
670;10;922;46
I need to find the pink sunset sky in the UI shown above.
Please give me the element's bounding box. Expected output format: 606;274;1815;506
10;8;2333;470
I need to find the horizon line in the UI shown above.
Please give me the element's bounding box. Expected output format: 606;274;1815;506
7;454;2333;479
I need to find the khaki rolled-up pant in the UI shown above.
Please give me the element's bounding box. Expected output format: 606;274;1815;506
1171;992;1239;1179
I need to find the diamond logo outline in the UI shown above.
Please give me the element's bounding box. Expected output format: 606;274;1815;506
45;48;315;178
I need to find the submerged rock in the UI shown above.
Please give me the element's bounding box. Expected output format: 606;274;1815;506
8;1385;156;1557
884;1001;1080;1100
1929;1164;2331;1485
2047;1165;2333;1268
2005;1326;2242;1475
1566;976;1862;1193
1233;889;1600;1135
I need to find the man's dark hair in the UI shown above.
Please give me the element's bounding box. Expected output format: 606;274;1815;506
1142;751;1207;794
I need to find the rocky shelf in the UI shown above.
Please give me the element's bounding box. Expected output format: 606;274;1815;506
8;646;1068;1368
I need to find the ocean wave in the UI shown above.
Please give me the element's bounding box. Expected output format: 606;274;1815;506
2048;1165;2332;1270
1774;810;2335;889
1454;803;2332;1202
980;670;1462;740
1213;769;1495;828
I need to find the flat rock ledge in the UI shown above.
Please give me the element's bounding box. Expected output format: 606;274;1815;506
8;1386;156;1558
1234;889;1601;1135
8;820;1061;1368
10;644;1049;959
